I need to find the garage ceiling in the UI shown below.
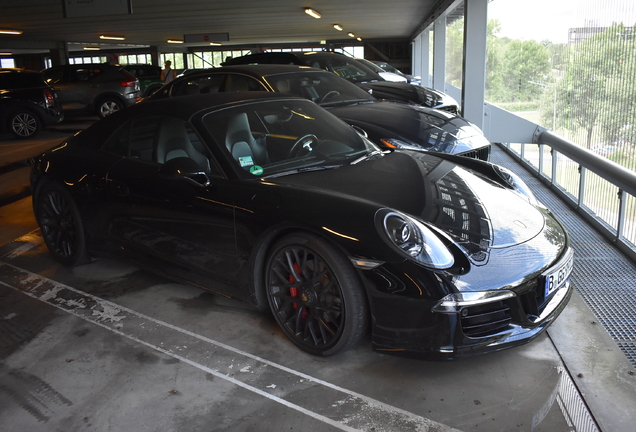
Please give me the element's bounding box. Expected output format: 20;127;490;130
1;0;451;53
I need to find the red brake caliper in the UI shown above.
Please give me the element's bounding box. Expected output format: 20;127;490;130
289;262;308;318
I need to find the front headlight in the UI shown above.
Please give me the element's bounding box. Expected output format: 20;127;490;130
376;209;455;269
493;166;538;206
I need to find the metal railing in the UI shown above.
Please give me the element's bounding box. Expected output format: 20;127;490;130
498;129;636;264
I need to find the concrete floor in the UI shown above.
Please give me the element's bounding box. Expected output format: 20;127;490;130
1;128;635;432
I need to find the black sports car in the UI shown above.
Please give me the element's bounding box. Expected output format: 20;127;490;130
31;92;574;359
147;64;490;161
222;51;460;114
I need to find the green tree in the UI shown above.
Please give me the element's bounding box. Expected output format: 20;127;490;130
485;20;510;101
500;40;552;102
552;24;636;148
446;19;464;87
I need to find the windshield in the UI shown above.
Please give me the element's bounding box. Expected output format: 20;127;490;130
265;71;376;107
301;53;384;83
202;99;380;178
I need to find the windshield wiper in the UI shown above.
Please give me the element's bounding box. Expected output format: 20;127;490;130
319;99;375;107
350;150;386;165
263;164;342;179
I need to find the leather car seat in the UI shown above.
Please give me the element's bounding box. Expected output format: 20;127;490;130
225;112;269;165
154;116;210;171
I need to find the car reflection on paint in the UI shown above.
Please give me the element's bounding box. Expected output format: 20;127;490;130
31;92;573;359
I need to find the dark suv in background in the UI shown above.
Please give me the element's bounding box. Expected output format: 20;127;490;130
0;68;64;139
123;64;163;97
41;64;141;118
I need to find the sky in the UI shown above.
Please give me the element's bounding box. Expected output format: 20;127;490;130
488;0;636;43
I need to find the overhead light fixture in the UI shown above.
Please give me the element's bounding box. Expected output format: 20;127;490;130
357;37;362;41
0;29;23;35
209;42;222;46
333;24;343;31
0;52;12;56
347;32;355;38
100;35;126;41
167;39;184;44
304;8;321;19
84;45;101;51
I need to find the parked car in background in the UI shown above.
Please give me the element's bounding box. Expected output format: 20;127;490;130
123;64;163;97
222;51;459;113
31;92;573;359
146;65;490;160
41;64;141;118
0;68;64;139
356;58;408;83
368;60;421;85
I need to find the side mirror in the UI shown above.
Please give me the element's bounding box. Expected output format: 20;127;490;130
160;157;210;187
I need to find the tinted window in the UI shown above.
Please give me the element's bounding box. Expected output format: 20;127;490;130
103;117;158;161
0;72;44;89
126;66;160;78
303;55;382;83
42;68;65;85
72;68;104;82
265;71;375;106
103;115;214;173
203;99;377;178
225;75;267;92
170;74;225;96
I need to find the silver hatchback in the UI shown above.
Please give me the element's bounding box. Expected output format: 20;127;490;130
42;64;141;118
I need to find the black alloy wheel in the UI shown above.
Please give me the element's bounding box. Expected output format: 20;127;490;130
265;233;368;356
9;110;40;139
35;182;89;266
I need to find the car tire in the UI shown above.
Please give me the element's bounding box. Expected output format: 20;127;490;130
265;232;368;356
35;181;90;266
9;110;40;139
97;97;123;118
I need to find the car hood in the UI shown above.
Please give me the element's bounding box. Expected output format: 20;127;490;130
328;102;489;155
271;151;545;251
355;81;459;112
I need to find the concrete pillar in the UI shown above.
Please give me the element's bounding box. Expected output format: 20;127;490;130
49;41;69;66
149;46;160;66
461;0;488;128
432;17;446;92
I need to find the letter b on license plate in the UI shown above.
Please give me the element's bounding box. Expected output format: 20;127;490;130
543;249;574;297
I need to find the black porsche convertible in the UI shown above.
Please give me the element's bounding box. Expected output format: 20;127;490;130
31;92;573;359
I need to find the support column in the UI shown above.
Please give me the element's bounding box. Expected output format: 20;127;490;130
412;37;421;80
461;0;488;128
432;17;446;92
149;46;160;66
49;41;69;66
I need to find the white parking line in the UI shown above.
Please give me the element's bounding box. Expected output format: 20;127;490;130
0;233;459;432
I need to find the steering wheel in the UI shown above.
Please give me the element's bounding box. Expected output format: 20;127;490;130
288;134;318;158
319;90;340;103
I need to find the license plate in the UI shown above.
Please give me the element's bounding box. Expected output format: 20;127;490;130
543;248;574;297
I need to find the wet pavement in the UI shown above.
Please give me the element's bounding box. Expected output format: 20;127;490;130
0;128;635;431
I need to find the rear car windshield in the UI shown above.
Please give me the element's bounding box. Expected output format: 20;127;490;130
0;72;45;89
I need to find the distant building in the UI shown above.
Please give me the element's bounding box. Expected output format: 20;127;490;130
568;27;607;44
568;25;634;44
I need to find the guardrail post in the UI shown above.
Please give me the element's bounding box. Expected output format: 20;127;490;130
551;148;557;185
578;165;586;209
617;189;626;241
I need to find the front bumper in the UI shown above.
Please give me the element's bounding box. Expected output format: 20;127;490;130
361;245;574;360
